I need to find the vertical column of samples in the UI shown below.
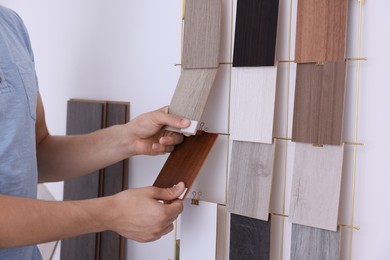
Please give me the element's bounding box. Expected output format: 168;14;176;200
290;0;349;259
168;0;222;134
228;0;279;259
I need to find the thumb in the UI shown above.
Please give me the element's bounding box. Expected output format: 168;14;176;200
153;182;186;201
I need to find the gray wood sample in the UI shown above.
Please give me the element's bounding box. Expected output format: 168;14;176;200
292;62;347;145
227;141;275;221
62;100;105;260
230;67;277;144
230;213;271;260
169;68;218;132
289;143;344;231
291;224;340;260
100;102;129;260
182;0;222;69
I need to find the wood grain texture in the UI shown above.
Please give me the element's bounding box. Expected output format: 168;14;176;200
100;102;129;260
182;0;222;69
180;199;218;260
291;224;340;260
230;67;277;144
295;0;348;63
169;68;218;131
289;143;344;231
62;100;105;260
229;213;271;260
232;0;280;67
153;131;218;199
227;141;275;221
292;62;347;145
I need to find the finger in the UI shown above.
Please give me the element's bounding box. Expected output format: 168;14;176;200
151;143;174;153
152;182;186;201
160;223;174;237
159;134;185;146
152;107;191;129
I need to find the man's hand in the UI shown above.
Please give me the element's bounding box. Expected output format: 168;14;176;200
105;182;186;242
125;107;191;156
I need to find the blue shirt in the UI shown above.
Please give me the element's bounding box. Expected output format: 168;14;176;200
0;6;42;260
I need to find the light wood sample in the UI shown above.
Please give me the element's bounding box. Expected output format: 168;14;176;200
232;0;280;67
180;199;218;260
153;131;218;199
230;213;271;260
230;67;277;144
292;62;347;145
289;143;344;231
295;0;348;63
227;141;275;221
291;224;340;260
169;68;218;134
182;0;222;69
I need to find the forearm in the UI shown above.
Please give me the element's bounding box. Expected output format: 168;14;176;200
37;124;132;182
0;194;111;248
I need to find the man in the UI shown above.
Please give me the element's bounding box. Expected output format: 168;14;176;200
0;5;189;259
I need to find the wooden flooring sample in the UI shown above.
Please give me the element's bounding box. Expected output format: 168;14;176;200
289;143;344;231
62;100;105;260
291;224;340;260
228;141;275;221
153;131;218;199
230;213;271;260
169;68;218;133
180;199;218;260
230;67;277;144
233;0;280;67
292;62;347;145
100;102;129;260
182;0;222;69
295;0;348;63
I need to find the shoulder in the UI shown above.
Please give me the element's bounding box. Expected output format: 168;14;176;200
0;5;34;61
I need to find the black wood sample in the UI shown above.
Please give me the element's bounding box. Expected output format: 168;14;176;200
100;102;129;260
291;224;340;260
61;100;105;260
233;0;280;67
230;213;271;260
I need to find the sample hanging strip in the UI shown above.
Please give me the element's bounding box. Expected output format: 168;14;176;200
168;0;222;134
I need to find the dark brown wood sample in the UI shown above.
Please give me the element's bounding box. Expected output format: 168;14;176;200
230;213;271;260
62;100;129;260
182;0;222;69
292;62;347;145
153;131;218;199
100;103;129;260
232;0;280;67
295;0;348;63
291;224;340;260
62;100;105;260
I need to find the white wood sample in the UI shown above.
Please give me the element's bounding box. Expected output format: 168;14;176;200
182;0;222;69
190;135;228;204
37;184;59;260
227;141;276;221
230;67;277;144
289;143;345;231
169;68;218;134
180;199;218;260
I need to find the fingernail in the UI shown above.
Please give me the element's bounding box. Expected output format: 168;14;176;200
173;182;183;190
180;119;190;127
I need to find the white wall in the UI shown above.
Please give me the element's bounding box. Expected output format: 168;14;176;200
1;0;390;259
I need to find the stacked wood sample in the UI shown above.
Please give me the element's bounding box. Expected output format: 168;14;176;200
169;0;222;134
61;100;129;260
